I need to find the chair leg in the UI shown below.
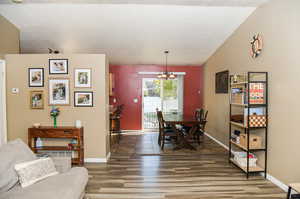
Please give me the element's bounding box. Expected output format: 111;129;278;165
158;131;161;146
197;134;200;145
161;134;165;150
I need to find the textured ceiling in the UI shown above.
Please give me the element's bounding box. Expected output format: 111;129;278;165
0;1;266;65
0;0;269;7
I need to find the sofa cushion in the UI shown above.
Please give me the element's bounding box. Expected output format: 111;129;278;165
14;158;58;188
0;167;88;199
0;139;36;193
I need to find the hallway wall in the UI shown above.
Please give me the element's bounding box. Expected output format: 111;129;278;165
0;15;19;59
203;0;300;185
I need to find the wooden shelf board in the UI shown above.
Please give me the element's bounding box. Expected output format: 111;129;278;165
230;141;265;151
230;121;247;128
71;158;80;164
32;146;81;151
230;158;264;173
231;82;248;86
231;103;248;107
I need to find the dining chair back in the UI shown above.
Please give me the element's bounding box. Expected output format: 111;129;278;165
193;109;208;145
156;110;177;150
195;108;204;121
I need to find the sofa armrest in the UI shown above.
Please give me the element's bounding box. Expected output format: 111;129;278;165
51;157;72;173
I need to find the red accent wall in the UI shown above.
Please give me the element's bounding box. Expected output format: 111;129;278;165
109;65;204;130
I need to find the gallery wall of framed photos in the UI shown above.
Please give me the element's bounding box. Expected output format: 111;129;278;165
28;59;94;108
5;54;110;159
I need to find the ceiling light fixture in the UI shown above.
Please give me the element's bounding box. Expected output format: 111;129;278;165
157;50;176;80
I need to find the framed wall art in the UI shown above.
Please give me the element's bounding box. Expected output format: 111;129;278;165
49;78;70;105
30;90;44;109
49;59;68;74
215;70;229;94
74;91;93;107
28;68;44;87
74;68;92;88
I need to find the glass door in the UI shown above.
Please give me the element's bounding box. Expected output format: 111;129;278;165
142;77;183;130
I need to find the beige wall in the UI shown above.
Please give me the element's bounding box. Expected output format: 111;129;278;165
204;0;300;185
0;15;20;59
5;54;110;159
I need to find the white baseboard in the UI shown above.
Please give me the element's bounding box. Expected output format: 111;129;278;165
84;152;111;163
106;152;111;161
204;132;229;150
84;158;107;163
205;131;288;192
264;173;289;192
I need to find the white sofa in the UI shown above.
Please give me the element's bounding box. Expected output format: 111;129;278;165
0;139;88;199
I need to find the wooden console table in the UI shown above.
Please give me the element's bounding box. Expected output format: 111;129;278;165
28;126;84;165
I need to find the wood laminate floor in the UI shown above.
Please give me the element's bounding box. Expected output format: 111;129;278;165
85;132;285;199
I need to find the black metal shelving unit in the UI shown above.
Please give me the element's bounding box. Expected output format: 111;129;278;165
229;72;268;178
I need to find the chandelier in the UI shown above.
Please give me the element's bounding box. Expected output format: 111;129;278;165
157;51;176;79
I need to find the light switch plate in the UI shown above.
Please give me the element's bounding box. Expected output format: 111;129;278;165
12;88;19;94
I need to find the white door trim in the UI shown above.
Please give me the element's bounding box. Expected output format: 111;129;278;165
0;60;7;146
142;78;158;131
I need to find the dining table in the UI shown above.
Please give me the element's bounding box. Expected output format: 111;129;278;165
163;113;204;151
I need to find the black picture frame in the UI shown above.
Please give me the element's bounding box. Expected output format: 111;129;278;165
49;59;68;74
215;70;229;93
28;68;44;87
74;91;93;107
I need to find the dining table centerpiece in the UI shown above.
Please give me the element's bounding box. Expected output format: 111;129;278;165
50;106;60;128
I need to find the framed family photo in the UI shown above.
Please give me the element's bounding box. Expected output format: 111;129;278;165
49;59;68;74
49;79;70;105
28;68;44;87
74;91;93;107
74;68;92;88
30;90;44;109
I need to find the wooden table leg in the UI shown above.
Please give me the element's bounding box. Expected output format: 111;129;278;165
171;124;196;151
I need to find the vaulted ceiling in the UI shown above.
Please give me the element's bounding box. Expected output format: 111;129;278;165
0;0;268;65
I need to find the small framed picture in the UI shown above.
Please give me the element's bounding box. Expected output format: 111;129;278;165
28;68;44;87
74;91;93;107
30;90;44;109
49;79;70;105
74;68;92;88
49;59;68;74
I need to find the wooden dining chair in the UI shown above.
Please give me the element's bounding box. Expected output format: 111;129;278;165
195;108;204;121
183;108;203;135
194;110;208;144
157;110;177;150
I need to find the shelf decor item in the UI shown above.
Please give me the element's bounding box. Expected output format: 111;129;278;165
229;72;268;178
250;34;263;58
74;68;92;88
49;78;70;105
50;106;60;128
28;68;44;87
49;59;68;74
